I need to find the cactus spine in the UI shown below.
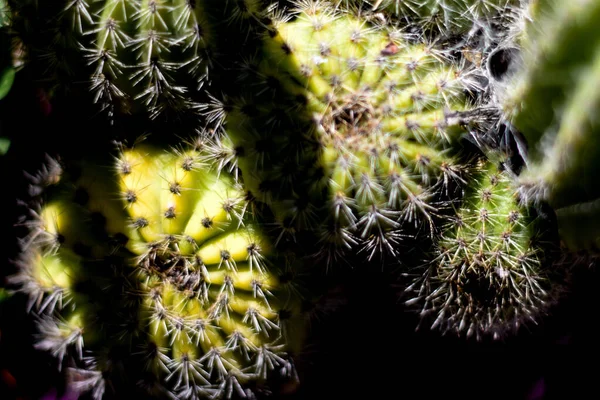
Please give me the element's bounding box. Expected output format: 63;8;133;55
338;0;522;33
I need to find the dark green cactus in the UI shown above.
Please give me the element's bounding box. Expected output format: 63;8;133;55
12;140;309;398
5;0;272;121
0;0;13;155
497;0;600;250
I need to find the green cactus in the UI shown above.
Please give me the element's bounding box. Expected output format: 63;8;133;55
214;1;482;262
337;0;522;33
0;0;14;101
12;141;307;398
0;0;13;154
406;154;554;339
5;0;272;121
497;0;600;250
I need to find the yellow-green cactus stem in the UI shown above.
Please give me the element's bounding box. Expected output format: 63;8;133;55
115;142;305;397
406;155;553;339
217;1;479;262
13;141;308;399
13;248;81;314
11;158;133;377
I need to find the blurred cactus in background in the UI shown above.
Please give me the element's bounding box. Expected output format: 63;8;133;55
0;0;14;155
496;0;600;251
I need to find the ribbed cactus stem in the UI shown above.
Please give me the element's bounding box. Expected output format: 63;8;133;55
216;1;479;261
406;155;553;339
12;140;308;398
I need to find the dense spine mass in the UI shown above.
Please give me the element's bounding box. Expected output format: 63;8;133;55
12;142;306;399
406;155;553;339
215;1;480;262
86;0;216;119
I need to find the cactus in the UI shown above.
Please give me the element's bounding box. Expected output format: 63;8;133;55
496;0;600;250
214;1;484;262
0;0;14;101
0;0;13;154
12;141;307;399
336;0;522;33
405;153;555;339
5;0;272;122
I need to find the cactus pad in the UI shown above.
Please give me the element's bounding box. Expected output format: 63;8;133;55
218;1;478;261
13;141;306;398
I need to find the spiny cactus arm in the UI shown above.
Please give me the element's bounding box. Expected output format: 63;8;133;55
7;0;276;124
12;248;81;314
9;170;136;397
406;155;554;339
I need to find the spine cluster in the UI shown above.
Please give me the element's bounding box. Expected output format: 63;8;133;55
339;0;522;33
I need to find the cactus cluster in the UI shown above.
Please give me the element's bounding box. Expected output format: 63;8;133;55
216;1;485;262
13;141;307;398
5;0;272;121
4;0;593;397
